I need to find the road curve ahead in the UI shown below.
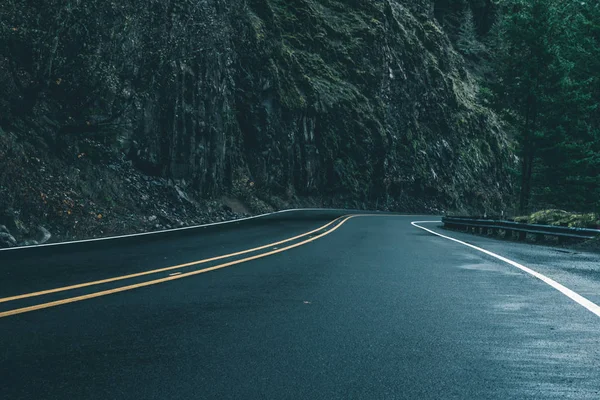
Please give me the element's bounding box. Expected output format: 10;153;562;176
1;211;600;399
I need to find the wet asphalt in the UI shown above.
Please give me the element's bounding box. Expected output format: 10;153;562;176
1;212;599;399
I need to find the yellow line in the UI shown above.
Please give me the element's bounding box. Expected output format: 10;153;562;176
0;216;347;304
0;216;356;318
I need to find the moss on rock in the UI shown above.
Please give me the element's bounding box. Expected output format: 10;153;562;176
515;210;600;229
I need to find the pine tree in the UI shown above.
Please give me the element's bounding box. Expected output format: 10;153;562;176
490;0;600;213
492;0;555;212
457;7;484;57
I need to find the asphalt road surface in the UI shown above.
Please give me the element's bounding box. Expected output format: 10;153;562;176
1;210;600;399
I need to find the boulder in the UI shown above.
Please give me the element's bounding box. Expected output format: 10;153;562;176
0;209;29;236
0;232;17;248
175;186;192;204
36;226;52;244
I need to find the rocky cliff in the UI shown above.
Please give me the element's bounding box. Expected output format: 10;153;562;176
0;0;513;245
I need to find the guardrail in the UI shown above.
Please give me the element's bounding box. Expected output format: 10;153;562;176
442;216;600;242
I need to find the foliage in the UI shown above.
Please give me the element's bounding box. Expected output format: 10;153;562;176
487;0;600;213
434;0;497;36
514;209;599;229
456;7;485;58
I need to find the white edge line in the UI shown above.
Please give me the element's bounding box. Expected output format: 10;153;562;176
411;220;600;318
0;209;426;253
0;208;323;252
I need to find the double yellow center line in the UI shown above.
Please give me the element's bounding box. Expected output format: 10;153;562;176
0;215;356;318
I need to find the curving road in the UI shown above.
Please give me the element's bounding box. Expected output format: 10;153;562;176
1;211;600;399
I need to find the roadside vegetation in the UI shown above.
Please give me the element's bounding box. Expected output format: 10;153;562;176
448;0;600;215
439;0;599;215
514;210;600;251
514;210;599;229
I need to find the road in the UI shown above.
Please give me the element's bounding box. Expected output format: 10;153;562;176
1;211;600;399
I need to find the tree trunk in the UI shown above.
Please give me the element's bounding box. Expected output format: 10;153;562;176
519;95;537;214
519;144;534;214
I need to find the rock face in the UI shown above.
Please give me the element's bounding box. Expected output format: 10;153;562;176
231;0;512;212
0;0;514;242
125;0;512;212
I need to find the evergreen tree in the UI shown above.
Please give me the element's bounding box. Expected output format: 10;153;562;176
457;7;485;57
489;0;600;213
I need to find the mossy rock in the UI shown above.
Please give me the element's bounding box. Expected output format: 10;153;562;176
516;209;600;229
